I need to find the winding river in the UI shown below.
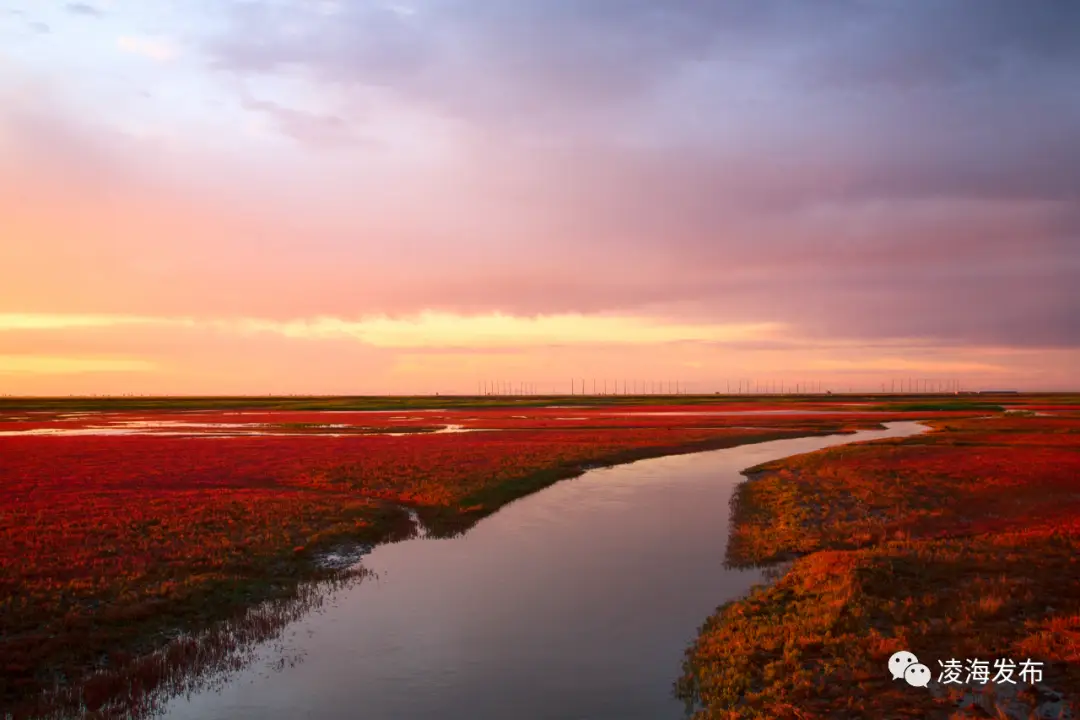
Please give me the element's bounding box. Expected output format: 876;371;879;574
162;421;926;720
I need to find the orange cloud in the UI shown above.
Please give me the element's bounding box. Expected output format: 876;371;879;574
0;312;785;349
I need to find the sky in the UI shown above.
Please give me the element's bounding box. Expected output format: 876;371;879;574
1;1;1078;395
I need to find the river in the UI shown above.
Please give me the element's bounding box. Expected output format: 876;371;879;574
162;421;926;720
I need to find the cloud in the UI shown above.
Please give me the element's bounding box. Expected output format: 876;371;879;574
812;358;1009;375
241;96;360;148
0;312;785;349
200;1;1080;214
4;89;1078;350
65;3;102;17
247;313;784;348
0;314;167;331
805;2;1080;89
203;2;1080;136
117;35;178;61
3;1;1078;372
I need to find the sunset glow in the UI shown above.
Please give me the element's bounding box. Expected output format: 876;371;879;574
2;2;1078;394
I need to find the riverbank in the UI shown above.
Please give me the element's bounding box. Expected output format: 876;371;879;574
678;409;1080;719
2;406;893;720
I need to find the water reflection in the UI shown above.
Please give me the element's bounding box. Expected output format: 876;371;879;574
36;572;368;720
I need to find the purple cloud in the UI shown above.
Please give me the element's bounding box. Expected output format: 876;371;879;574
5;1;1079;354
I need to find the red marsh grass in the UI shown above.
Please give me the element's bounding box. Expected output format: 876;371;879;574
678;411;1080;719
1;402;990;434
0;406;894;719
